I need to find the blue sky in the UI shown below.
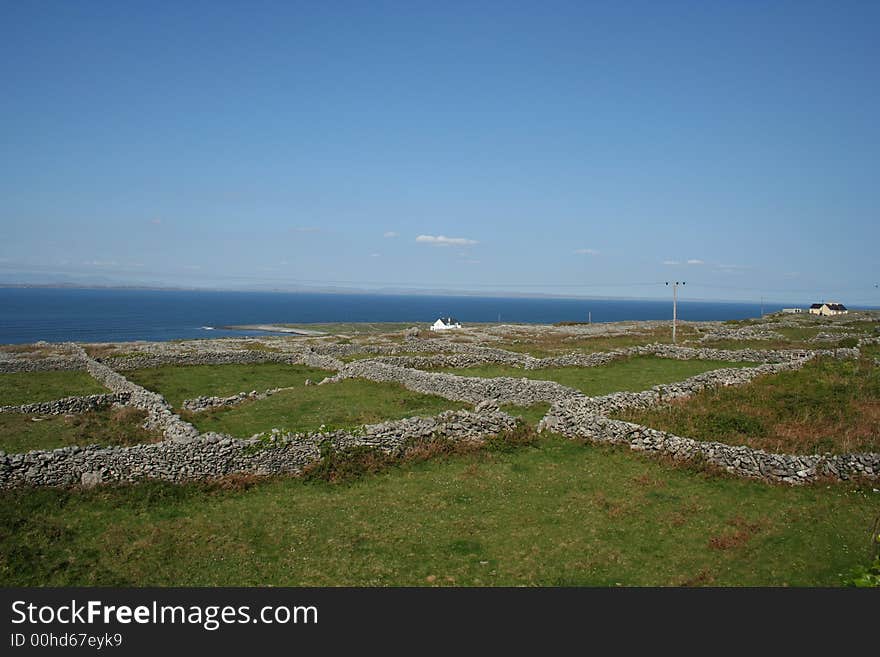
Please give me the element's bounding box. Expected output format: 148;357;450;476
2;1;878;304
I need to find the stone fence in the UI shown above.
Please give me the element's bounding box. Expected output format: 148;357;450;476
0;405;516;488
0;392;131;416
539;409;879;484
320;360;585;406
70;345;200;443
364;343;858;373
0;354;84;373
104;349;343;372
182;387;294;413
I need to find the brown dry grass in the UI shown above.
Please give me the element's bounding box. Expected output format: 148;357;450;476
707;516;767;550
617;357;880;454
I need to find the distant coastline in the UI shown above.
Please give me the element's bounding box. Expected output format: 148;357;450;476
0;281;826;305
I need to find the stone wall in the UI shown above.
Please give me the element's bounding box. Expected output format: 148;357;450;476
320;359;585;406
0;354;84;373
539;410;879;484
0;406;517;488
537;352;879;484
182;387;293;412
366;343;857;372
71;345;200;443
698;326;786;342
0;392;131;416
105;349;343;372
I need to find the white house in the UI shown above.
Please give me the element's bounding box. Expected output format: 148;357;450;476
809;302;848;316
780;308;804;314
430;317;462;331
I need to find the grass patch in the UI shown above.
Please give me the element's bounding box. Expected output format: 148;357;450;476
501;403;551;427
433;356;756;396
184;378;468;437
616;357;880;454
126;363;332;408
1;434;878;586
0;407;162;453
0;371;106;406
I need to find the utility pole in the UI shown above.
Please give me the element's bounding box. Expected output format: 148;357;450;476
588;311;591;325
666;281;685;343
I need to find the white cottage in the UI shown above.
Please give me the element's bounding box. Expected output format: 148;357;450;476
429;317;462;331
809;302;848;316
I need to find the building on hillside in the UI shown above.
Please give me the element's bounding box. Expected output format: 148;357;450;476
430;317;462;331
781;308;804;314
809;302;848;316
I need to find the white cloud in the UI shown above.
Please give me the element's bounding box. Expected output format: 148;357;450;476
662;260;680;266
150;218;162;225
687;259;705;265
83;260;118;267
383;231;399;238
369;253;380;258
574;248;600;256
416;235;478;247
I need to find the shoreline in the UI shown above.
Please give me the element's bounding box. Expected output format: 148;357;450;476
222;324;329;336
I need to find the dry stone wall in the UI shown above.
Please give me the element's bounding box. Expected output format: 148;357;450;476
0;326;873;487
0;392;131;416
321;360;585;406
539;411;879;484
0;406;517;488
182;387;293;412
71;345;200;443
105;349;343;372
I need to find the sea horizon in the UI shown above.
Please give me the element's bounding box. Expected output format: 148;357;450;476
2;286;873;345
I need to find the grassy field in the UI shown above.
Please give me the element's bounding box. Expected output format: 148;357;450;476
126;363;332;408
432;356;756;396
0;371;107;406
0;407;162;454
616;357;880;454
184;379;469;437
2;434;878;586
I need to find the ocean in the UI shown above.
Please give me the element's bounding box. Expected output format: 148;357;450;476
0;287;796;344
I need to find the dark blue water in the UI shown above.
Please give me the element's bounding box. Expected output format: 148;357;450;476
0;287;799;344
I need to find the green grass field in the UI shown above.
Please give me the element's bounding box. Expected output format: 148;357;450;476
184;378;469;437
615;357;880;454
126;363;333;408
0;370;107;406
2;434;877;586
432;356;756;396
0;407;162;454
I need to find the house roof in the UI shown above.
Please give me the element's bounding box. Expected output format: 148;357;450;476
827;303;847;311
810;303;823;309
436;317;459;324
